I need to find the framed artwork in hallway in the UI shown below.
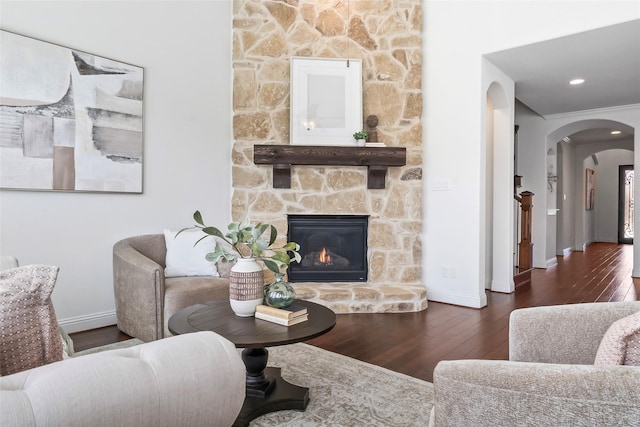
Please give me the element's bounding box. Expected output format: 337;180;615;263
586;168;595;210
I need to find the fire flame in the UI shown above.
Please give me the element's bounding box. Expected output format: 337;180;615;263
319;247;331;264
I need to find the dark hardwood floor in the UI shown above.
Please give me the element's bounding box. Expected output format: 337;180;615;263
71;242;639;382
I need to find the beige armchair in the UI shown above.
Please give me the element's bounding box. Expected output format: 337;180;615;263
113;234;231;342
433;301;640;426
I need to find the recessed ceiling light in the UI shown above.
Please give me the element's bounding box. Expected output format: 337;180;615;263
611;130;622;135
569;78;585;85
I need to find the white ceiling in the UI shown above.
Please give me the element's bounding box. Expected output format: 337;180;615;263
485;19;640;143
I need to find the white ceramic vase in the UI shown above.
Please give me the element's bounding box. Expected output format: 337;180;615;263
356;138;366;146
229;258;264;317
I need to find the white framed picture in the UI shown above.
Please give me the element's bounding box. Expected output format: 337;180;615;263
290;57;362;146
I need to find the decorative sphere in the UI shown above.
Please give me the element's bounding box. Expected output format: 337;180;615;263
264;273;296;308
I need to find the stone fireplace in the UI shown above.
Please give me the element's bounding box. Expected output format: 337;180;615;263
231;1;426;313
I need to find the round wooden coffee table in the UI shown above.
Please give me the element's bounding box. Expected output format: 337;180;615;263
168;299;336;427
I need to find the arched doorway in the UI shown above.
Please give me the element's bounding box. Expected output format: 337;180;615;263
547;120;635;264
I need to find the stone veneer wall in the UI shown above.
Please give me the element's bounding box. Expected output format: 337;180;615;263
232;0;426;313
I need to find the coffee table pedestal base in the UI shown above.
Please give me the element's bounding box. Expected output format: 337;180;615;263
233;367;309;427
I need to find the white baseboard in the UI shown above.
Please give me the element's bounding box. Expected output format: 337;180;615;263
490;280;515;293
546;257;558;268
58;310;117;334
582;241;594;251
427;290;487;308
633;269;640;278
556;247;572;257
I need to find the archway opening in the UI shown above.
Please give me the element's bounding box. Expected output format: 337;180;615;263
547;120;635;266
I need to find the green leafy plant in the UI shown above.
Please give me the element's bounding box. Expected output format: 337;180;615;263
179;211;301;274
353;130;368;140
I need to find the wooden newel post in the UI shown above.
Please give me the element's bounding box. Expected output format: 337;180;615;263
518;191;534;271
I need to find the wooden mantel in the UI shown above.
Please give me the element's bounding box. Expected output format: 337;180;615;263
253;144;407;189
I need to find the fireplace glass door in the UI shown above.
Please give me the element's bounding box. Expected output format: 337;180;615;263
287;215;368;282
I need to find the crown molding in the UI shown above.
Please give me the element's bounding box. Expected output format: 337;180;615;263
544;103;640;120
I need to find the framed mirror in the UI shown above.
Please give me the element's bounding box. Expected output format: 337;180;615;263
290;57;362;146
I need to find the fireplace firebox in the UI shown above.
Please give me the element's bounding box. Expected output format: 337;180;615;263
287;215;368;282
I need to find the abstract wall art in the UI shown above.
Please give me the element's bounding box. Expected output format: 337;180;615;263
0;31;144;193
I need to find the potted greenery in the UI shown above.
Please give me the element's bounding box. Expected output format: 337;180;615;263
180;211;301;316
353;130;368;146
181;211;301;273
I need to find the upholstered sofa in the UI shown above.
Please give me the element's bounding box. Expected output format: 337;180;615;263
432;301;640;426
113;234;231;342
0;331;245;427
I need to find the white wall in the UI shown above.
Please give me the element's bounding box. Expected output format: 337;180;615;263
594;149;634;242
0;1;233;332
557;140;576;255
484;95;494;289
423;1;640;308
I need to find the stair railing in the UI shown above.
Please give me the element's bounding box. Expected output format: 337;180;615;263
514;191;534;272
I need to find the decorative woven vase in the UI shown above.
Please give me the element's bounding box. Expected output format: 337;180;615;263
229;258;264;317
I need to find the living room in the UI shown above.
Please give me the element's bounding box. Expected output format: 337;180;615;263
3;0;638;335
2;1;640;425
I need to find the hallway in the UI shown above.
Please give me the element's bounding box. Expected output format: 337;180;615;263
532;242;638;304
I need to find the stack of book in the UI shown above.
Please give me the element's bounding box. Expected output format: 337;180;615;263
255;303;308;326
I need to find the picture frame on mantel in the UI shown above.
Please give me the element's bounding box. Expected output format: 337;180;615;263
0;30;144;193
290;57;362;146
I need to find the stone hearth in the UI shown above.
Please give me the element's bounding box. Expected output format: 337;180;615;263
293;282;427;314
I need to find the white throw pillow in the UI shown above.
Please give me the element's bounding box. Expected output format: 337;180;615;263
164;229;220;278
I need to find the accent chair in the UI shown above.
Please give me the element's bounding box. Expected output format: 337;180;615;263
432;301;640;426
113;234;231;342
